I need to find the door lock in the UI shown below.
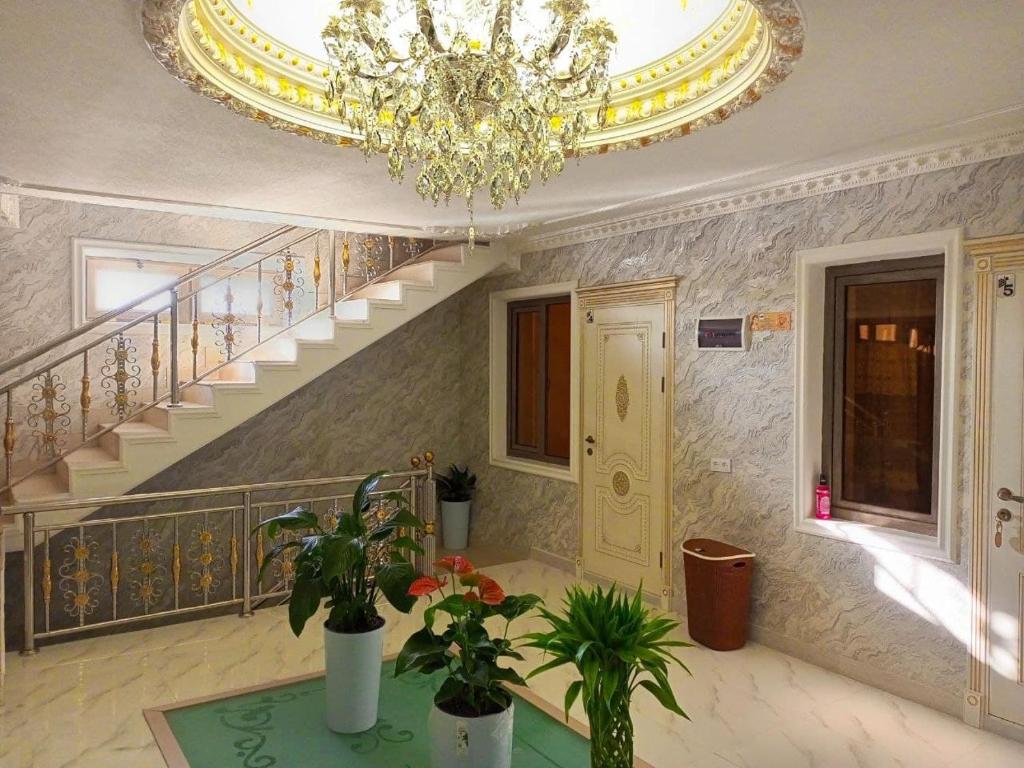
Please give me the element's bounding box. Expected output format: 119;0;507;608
997;487;1024;504
996;508;1012;522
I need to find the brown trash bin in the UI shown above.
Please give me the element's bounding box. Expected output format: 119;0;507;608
682;538;755;651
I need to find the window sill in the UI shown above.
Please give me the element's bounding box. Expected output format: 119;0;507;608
489;455;577;484
795;514;955;563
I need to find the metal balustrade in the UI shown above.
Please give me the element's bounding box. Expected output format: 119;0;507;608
2;454;438;654
0;227;442;497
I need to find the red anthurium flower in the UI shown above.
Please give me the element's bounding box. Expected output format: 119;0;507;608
464;591;481;603
477;575;506;606
436;555;474;575
408;575;447;597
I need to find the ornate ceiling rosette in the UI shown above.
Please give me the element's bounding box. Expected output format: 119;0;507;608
143;0;804;155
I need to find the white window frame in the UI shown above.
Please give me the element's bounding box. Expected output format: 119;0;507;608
489;281;580;483
793;229;963;562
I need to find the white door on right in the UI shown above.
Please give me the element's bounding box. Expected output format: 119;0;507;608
988;267;1024;728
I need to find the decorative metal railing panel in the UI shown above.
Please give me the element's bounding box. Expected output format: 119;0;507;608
9;456;437;653
0;226;439;496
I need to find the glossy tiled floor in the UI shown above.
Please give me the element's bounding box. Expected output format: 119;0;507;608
2;560;1023;767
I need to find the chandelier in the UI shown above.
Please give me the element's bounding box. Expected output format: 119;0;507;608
322;0;617;233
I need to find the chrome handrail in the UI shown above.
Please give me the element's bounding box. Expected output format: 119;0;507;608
0;225;297;380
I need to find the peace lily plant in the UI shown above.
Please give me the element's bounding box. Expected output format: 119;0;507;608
256;471;423;733
397;555;542;768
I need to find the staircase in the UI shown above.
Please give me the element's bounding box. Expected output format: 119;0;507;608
1;229;513;542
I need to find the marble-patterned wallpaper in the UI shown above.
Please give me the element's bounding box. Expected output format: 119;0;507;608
460;154;1024;713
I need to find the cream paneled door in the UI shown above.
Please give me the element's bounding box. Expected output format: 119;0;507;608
988;257;1024;728
579;278;675;601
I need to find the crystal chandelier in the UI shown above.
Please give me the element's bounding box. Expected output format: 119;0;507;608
322;0;616;235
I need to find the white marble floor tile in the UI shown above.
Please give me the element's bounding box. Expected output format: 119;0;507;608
1;560;1022;768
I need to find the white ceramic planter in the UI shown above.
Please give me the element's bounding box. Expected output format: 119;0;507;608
441;499;472;550
323;621;385;734
428;702;514;768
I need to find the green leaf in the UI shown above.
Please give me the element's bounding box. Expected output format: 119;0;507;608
353;471;386;516
254;506;319;539
288;578;322;637
375;559;417;614
395;626;446;676
563;679;583;721
390;536;424;554
638;679;688;719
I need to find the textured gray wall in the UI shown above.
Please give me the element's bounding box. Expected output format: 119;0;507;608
3;155;1023;711
460;155;1024;712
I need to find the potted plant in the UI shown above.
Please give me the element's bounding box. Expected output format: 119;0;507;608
524;585;691;768
396;556;542;768
256;471;423;734
436;464;476;550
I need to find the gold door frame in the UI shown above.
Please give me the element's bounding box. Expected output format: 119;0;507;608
576;276;677;609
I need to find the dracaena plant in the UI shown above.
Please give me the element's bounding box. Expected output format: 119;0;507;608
524;584;691;768
436;464;476;502
255;471;424;635
395;556;542;717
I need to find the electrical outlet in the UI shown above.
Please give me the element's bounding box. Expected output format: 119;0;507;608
710;458;732;473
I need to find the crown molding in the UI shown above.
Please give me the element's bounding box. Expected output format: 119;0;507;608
517;128;1024;254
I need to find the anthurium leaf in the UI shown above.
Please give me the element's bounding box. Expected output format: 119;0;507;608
288;578;322;637
376;560;417;613
395;626;445;676
423;593;468;630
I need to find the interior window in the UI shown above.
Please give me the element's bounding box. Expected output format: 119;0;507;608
85;256;193;322
507;295;572;466
822;255;944;534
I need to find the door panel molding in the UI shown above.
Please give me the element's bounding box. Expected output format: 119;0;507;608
965;233;1024;731
578;276;676;607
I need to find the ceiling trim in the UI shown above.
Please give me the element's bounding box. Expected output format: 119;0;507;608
516;127;1024;253
0;178;445;239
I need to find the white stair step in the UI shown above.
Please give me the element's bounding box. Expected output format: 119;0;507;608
9;471;70;505
389;262;436;284
99;421;174;458
335;299;370;321
57;446;122;486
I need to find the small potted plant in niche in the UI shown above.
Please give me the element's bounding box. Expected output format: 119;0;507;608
525;585;691;768
396;556;542;768
437;464;476;550
255;471;423;734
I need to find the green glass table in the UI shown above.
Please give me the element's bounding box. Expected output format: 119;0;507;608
145;660;594;767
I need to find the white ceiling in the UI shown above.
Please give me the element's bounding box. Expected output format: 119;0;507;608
0;1;1022;238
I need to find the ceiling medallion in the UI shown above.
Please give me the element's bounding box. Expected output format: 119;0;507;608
143;0;803;228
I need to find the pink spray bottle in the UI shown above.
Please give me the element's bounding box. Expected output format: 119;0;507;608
815;474;831;520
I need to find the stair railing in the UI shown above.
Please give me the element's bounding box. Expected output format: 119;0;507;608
3;452;438;654
0;226;451;497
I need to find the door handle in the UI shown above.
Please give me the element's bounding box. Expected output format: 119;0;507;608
997;487;1024;504
585;435;596;444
